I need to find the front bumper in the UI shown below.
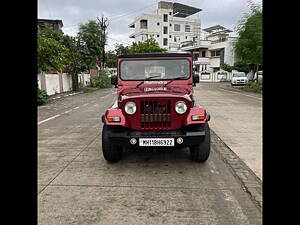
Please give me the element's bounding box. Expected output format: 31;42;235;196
107;127;206;148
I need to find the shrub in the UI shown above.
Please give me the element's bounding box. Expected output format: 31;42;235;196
38;88;49;105
90;70;112;88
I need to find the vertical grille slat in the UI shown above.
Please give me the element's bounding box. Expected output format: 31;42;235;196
140;99;171;130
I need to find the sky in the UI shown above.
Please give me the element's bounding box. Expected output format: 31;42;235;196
38;0;262;51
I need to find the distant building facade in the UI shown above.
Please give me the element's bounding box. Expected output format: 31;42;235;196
38;19;63;30
129;1;201;51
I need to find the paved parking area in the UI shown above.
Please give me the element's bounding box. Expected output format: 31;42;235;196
38;86;262;225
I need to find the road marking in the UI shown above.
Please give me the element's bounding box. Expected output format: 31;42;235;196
38;106;80;125
218;88;262;100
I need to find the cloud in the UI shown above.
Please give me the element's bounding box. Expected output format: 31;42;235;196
38;0;262;50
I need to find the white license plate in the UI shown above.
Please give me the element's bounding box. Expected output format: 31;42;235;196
139;138;174;146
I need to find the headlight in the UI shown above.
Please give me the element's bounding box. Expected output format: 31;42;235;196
175;101;187;114
125;102;136;115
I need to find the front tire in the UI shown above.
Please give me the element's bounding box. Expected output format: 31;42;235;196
189;123;211;162
102;125;122;162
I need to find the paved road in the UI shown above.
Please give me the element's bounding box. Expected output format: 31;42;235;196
38;87;262;225
194;82;262;179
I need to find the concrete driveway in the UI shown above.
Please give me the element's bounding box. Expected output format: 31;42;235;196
194;82;262;179
38;87;262;225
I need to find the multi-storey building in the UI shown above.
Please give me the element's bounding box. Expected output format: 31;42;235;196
128;1;201;51
180;25;238;81
38;19;63;30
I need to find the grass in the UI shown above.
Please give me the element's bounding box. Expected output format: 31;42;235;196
81;87;100;93
237;81;263;94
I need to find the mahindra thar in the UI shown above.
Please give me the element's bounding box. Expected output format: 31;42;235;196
101;53;211;162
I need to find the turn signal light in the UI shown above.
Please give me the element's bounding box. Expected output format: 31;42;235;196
107;116;121;122
191;114;206;121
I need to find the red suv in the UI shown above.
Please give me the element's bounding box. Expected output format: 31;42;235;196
101;53;211;162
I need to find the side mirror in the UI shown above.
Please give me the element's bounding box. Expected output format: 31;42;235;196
111;75;117;87
193;73;200;86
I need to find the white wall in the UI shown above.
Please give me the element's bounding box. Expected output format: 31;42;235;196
45;74;60;95
37;74;42;89
62;73;72;92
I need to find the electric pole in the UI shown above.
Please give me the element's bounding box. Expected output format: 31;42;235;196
97;15;108;70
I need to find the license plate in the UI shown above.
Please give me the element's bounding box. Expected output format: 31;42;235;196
139;138;174;146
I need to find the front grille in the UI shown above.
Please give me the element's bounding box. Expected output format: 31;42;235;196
140;100;171;129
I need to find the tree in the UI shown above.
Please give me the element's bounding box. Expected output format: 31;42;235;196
114;43;131;56
105;50;117;68
62;35;89;91
220;63;234;72
234;0;262;80
233;60;252;73
77;20;102;69
37;28;68;73
129;37;166;53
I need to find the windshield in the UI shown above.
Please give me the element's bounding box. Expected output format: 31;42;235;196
233;72;246;77
120;59;190;80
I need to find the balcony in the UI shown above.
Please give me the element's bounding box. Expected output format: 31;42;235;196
180;40;211;50
194;57;210;64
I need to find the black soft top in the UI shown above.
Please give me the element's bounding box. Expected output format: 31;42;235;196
118;52;192;58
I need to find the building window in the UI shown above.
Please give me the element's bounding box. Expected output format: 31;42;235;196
163;14;168;22
185;25;191;32
169;12;172;15
174;36;180;43
163;26;168;34
157;22;160;26
169;35;172;38
140;20;147;29
202;51;206;57
186;36;188;39
163;38;168;46
211;50;221;57
157;35;159;37
174;24;180;31
170;23;172;26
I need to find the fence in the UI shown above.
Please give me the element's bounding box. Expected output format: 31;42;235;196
37;72;91;96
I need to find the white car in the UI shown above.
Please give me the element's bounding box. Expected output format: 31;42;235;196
231;72;248;86
254;71;263;81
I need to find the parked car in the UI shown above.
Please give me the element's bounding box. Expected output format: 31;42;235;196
101;53;211;162
231;72;248;86
254;70;263;81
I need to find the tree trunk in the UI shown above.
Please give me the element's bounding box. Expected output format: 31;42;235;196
72;71;79;92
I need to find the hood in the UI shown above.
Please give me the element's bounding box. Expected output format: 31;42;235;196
118;82;193;102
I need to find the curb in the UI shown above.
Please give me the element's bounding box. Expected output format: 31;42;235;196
211;129;262;211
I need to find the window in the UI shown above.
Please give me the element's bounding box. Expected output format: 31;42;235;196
174;36;180;43
163;26;168;34
169;12;172;15
211;50;221;57
163;38;168;46
174;24;180;31
170;23;172;26
169;35;172;38
186;36;188;39
157;35;159;37
120;59;190;80
157;22;160;26
140;20;147;29
202;51;206;57
185;25;191;32
163;14;168;22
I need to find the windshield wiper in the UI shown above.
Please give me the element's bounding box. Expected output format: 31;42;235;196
163;77;185;87
136;75;162;88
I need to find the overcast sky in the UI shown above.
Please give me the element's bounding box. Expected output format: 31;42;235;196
38;0;262;51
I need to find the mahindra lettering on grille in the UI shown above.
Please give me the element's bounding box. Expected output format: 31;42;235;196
140;100;171;129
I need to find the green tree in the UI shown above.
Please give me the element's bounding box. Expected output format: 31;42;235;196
220;63;234;72
114;43;131;56
105;50;117;68
234;0;262;79
129;37;166;53
77;20;102;69
233;60;252;73
37;29;68;73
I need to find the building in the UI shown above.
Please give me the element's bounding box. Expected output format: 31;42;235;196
128;1;201;51
38;19;63;30
180;25;238;81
